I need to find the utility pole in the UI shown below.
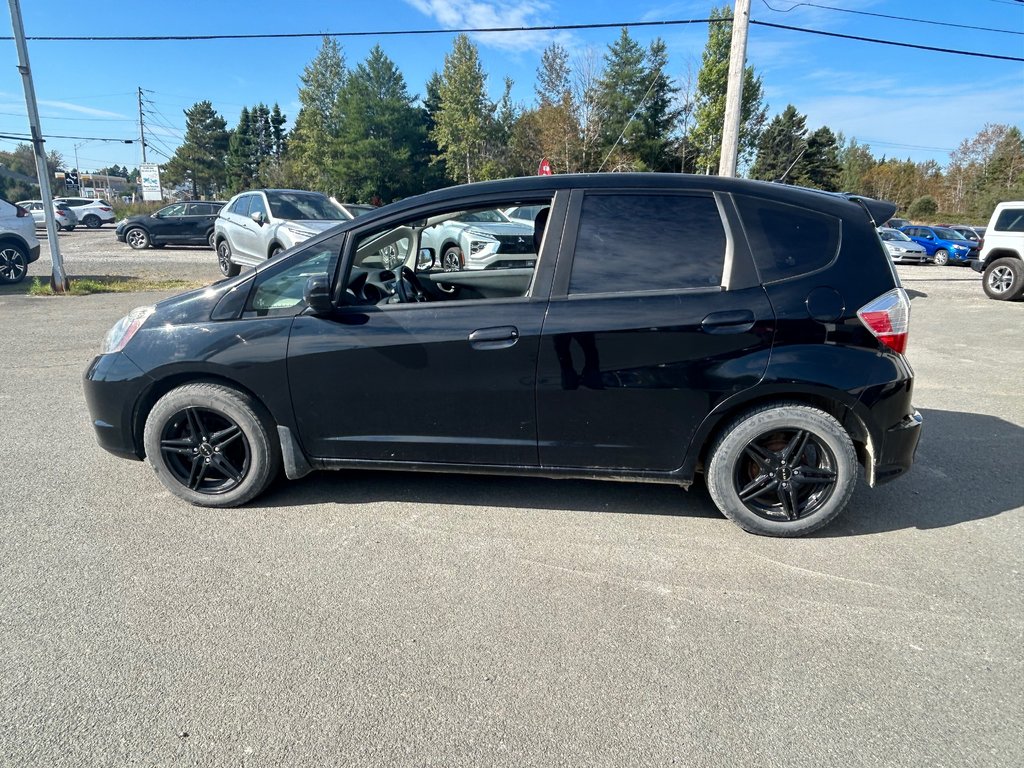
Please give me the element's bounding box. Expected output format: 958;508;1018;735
718;0;751;178
7;0;69;292
138;86;147;162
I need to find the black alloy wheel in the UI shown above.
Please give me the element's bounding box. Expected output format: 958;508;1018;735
158;405;251;495
732;428;839;521
83;214;101;228
707;404;857;537
217;239;240;277
0;244;28;284
143;383;279;507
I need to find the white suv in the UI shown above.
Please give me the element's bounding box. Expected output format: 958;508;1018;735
971;201;1024;301
54;197;116;228
0;198;42;284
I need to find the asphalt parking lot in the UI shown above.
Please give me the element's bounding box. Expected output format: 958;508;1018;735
2;228;1022;766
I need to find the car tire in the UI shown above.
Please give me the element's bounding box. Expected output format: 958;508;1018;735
64;225;75;232
125;227;150;250
269;245;283;259
933;249;949;266
442;245;463;272
206;230;215;249
83;214;101;229
217;239;240;277
0;243;28;284
982;257;1024;301
706;403;858;537
143;383;281;507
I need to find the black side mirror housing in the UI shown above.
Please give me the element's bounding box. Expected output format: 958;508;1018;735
303;275;332;315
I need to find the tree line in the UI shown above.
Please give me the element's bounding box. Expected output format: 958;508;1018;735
5;6;1019;222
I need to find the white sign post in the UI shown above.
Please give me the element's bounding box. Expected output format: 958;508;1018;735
140;163;162;202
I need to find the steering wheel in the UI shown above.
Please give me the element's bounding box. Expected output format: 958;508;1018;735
392;265;426;303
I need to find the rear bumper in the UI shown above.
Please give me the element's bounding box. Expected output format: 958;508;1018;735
969;258;985;273
872;409;923;485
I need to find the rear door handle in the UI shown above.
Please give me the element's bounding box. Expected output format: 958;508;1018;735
469;326;519;350
701;310;756;334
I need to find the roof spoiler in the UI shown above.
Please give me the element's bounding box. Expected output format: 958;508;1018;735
837;193;897;227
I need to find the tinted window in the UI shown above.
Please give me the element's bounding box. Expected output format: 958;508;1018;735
266;191;348;221
736;196;840;283
228;196;251;216
994;208;1024;232
249;195;269;219
569;193;725;295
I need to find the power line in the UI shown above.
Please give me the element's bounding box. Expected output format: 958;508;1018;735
751;20;1024;61
760;0;1024;35
0;110;135;122
2;16;1018;62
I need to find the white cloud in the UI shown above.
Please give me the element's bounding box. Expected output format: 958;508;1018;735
404;0;556;52
38;100;129;119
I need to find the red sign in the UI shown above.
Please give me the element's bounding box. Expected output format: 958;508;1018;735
537;158;552;176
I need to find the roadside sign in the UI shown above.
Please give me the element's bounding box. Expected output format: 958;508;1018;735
537;158;552;176
140;162;162;201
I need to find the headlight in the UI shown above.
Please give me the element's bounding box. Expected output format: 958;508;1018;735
465;227;497;241
102;305;154;354
952;244;967;251
892;246;907;253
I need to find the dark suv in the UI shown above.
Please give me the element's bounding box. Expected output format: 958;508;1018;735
84;174;922;537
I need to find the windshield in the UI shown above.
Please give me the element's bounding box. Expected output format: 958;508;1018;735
934;227;967;241
879;229;911;242
267;191;350;221
455;210;511;223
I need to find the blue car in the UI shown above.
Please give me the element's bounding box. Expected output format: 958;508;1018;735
900;225;979;266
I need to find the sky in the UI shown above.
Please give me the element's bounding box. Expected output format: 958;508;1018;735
0;0;1021;177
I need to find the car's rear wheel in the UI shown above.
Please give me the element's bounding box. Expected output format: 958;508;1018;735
0;244;28;284
206;230;215;249
125;227;150;250
217;239;240;277
933;248;949;266
442;245;463;272
706;403;858;537
83;214;101;229
983;257;1024;301
143;383;280;507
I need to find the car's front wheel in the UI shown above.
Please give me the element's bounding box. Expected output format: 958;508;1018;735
0;243;28;284
442;246;463;272
933;248;949;266
125;227;150;250
706;403;858;537
983;257;1024;301
143;383;280;507
82;214;101;229
217;239;240;277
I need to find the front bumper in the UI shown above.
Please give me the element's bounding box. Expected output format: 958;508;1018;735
83;352;151;461
27;242;40;264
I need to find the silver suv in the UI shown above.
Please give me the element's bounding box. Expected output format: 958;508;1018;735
214;189;352;277
54;197;116;228
0;198;41;284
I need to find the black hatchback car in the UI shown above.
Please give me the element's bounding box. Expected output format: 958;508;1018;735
115;200;226;250
85;174;922;537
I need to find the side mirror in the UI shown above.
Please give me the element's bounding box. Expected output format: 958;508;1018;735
303;275;332;315
417;248;435;271
250;211;266;226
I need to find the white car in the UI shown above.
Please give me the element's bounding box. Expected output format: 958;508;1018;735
16;199;78;231
54;197;116;228
877;227;931;264
0;198;42;284
422;208;537;272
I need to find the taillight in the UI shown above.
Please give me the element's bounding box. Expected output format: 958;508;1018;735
857;288;911;354
99;207;112;211
15;205;29;217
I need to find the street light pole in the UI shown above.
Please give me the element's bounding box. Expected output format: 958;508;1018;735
7;0;69;291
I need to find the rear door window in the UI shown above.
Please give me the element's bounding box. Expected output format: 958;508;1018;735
568;193;726;295
735;196;840;283
994;208;1024;232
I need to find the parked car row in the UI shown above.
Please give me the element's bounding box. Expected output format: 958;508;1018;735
14;197;116;233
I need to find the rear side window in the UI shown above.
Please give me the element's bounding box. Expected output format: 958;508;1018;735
994;208;1024;232
569;193;726;295
228;196;251;216
736;196;841;283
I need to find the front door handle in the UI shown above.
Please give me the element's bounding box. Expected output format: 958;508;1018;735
701;310;756;334
469;326;519;350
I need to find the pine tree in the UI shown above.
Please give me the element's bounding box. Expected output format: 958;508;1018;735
749;104;807;182
286;37;346;193
797;126;842;191
334;45;428;202
163;101;229;196
595;28;648;171
432;35;491;184
225;107;255;193
688;7;766;174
